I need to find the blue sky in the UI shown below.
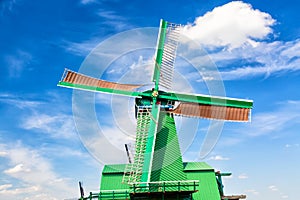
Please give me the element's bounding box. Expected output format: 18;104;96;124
1;0;300;199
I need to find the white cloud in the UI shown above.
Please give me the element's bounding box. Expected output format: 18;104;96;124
266;185;289;199
97;9;131;31
62;38;102;57
0;143;76;199
0;93;42;109
5;50;33;78
80;0;98;4
269;185;278;191
0;151;8;157
285;143;299;148
238;173;248;179
244;101;300;137
73;93;137;164
183;1;275;49
281;40;300;58
216;40;300;80
209;155;230;161
0;0;19;14
0;184;12;191
219;100;300;148
97;10;125;21
66;1;300;82
4;164;30;174
62;8;132;56
179;1;300;80
0;92;77;140
116;55;154;84
63;20;155;58
0;185;39;195
21;113;76;139
246;189;259;195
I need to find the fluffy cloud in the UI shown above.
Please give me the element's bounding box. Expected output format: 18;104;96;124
21;113;76;139
268;185;278;191
209;155;230;161
80;0;98;4
215;40;300;80
5;50;33;78
4;164;30;174
245;101;300;137
0;184;12;191
0;143;76;199
0;0;19;14
180;2;300;80
183;1;275;49
238;173;249;179
216;101;300;147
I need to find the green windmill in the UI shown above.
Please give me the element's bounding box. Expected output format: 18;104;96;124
58;19;252;200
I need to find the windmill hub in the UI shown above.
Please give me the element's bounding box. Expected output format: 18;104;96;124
135;91;174;110
152;90;159;97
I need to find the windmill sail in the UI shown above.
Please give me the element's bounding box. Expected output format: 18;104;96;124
152;20;182;90
60;69;142;91
169;102;251;122
58;69;144;97
158;91;253;122
158;22;182;89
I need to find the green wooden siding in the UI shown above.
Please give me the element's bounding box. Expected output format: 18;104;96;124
183;162;214;171
100;162;222;200
101;164;129;191
150;112;187;182
184;162;220;200
102;164;128;174
100;173;129;191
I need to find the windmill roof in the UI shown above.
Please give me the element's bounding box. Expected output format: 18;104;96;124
183;162;214;171
102;164;128;174
102;162;214;174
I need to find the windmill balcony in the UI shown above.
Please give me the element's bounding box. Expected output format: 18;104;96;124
81;180;199;200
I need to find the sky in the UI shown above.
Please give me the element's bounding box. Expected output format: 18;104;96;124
0;0;300;199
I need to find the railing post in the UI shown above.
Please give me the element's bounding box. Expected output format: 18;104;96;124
89;192;92;200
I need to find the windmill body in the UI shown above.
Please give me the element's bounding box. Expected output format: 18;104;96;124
58;19;252;200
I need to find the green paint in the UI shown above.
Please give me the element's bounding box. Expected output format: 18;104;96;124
57;81;148;98
140;19;168;184
58;81;252;109
99;162;223;200
152;19;168;91
184;162;221;200
140;102;160;183
216;172;232;197
58;18;252;200
158;92;253;108
150;112;187;182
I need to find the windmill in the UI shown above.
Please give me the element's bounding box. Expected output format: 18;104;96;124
58;19;252;200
